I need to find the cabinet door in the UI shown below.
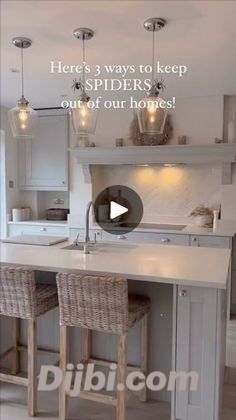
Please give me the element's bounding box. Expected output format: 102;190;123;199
19;109;69;190
231;270;236;314
175;286;220;420
8;223;68;237
190;235;231;249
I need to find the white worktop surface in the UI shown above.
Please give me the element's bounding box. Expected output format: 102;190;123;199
8;220;68;227
0;241;231;289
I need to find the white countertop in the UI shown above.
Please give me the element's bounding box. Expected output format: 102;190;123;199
8;219;68;227
0;241;231;289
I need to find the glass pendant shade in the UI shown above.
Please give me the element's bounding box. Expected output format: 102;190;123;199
8;103;38;138
138;17;167;135
70;101;98;136
71;27;98;137
8;37;38;139
138;96;167;134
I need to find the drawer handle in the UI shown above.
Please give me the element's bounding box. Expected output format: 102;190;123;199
161;238;170;243
40;227;47;232
179;289;187;297
117;235;127;240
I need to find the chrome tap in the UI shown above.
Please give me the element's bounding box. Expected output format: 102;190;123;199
85;200;93;243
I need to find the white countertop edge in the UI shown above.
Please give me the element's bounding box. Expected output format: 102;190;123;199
8;220;68;227
0;242;230;290
0;259;227;290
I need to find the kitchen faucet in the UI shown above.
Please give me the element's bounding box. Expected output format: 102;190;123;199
85;200;93;243
73;200;96;252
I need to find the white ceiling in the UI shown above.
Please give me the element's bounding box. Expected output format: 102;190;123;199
1;0;236;108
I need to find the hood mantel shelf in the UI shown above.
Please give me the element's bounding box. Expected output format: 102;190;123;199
70;144;236;184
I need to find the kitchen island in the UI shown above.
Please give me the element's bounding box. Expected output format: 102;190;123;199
0;241;231;420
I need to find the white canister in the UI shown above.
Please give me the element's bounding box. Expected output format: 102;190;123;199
194;214;213;227
12;208;23;222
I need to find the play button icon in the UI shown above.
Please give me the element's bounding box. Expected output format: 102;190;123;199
94;185;143;235
110;201;128;220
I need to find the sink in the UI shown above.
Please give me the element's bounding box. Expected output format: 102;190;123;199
138;223;186;231
109;222;186;231
63;243;87;251
62;242;137;253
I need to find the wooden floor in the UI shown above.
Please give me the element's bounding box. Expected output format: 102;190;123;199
0;382;235;419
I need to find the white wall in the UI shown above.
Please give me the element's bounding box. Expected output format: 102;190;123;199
71;95;224;148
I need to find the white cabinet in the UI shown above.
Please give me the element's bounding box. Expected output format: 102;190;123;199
8;223;68;237
102;230;189;246
175;286;226;420
190;235;231;249
231;271;236;313
18;109;69;191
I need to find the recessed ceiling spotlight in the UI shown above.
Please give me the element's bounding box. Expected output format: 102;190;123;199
10;68;20;73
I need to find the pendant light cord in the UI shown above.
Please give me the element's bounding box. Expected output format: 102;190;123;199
82;36;85;89
21;47;24;97
151;28;155;86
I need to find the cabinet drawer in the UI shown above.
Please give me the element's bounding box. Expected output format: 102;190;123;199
102;230;189;246
8;224;68;237
190;235;231;249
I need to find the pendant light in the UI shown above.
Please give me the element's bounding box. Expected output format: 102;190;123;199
138;18;167;135
8;37;38;138
70;28;98;138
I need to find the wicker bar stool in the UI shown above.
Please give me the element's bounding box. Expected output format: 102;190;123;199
0;266;59;416
56;273;150;420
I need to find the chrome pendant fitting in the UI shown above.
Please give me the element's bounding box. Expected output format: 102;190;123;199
73;28;94;41
12;37;32;49
144;18;166;32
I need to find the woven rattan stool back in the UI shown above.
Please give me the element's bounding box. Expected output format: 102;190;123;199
56;273;129;334
0;266;36;319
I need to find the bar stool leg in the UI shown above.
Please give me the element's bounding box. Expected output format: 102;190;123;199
12;317;20;375
28;319;37;417
140;313;148;402
116;334;127;420
59;325;68;420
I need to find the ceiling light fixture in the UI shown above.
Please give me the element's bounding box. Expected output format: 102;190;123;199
8;37;38;138
70;28;98;139
138;18;167;135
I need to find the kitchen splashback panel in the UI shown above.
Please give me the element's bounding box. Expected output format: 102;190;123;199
93;165;221;222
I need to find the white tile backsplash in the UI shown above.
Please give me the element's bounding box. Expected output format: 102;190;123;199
93;164;222;223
